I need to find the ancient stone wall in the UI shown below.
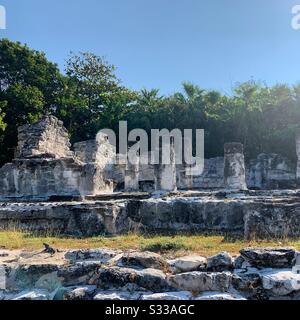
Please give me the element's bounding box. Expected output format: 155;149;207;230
247;153;296;189
16;116;73;159
0;117;114;200
189;157;224;189
0;247;299;300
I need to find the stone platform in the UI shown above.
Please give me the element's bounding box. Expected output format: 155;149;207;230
0;247;300;300
1;190;300;240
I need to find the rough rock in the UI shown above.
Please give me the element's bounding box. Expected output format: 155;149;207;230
240;248;296;268
232;272;262;298
261;269;300;296
168;271;232;292
207;252;234;271
57;262;100;286
93;291;144;300
63;285;97;300
12;289;50;300
233;255;248;269
34;272;62;291
167;255;207;273
194;291;246;300
141;291;192;300
10;264;59;290
96;267;169;292
16;115;72;159
119;251;166;270
65;249;121;264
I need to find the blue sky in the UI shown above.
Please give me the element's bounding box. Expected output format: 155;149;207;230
1;0;300;95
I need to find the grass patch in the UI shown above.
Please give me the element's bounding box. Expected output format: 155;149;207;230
0;230;300;257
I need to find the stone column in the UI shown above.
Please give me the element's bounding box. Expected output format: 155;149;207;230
224;143;247;190
154;137;177;192
124;154;140;192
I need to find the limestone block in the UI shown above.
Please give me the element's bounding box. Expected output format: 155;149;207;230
224;143;247;190
168;271;232;292
16;116;73;159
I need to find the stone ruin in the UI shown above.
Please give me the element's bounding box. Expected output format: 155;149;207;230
0;116;114;199
1;116;300;302
1;247;300;301
0;115;299;199
0;116;300;240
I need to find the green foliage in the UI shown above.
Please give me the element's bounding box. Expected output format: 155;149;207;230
0;40;300;167
0;39;64;164
57;51;134;142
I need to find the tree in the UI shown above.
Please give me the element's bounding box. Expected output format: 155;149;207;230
0;39;64;165
59;52;133;142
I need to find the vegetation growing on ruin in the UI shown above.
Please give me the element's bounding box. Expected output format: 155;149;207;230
1;39;300;165
1;231;300;257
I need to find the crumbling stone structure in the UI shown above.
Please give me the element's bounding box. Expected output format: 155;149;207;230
247;153;296;190
0;116;114;200
1;115;300;201
16;116;73;159
1;117;300;241
224;143;247;190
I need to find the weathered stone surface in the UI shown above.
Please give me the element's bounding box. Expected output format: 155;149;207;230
178;153;297;191
12;289;50;300
96;267;169;292
207;252;234;272
34;272;62;291
183;157;224;190
63;285;97;300
57;262;100;286
261;269;300;296
244;204;300;239
126;196;245;234
240;248;296;268
168;272;232;292
16;116;73;159
247;153;296;190
224;143;247;191
167;256;207;273
141;291;192;300
0;201;128;236
1;191;300;239
1;247;300;300
93;291;144;300
194;291;246;300
233;255;249;269
232;272;262;298
119;251;166;270
9;264;59;290
0;116;115;200
74;134;115;169
65;249;121;264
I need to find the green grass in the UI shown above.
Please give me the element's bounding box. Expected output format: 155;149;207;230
1;231;300;257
